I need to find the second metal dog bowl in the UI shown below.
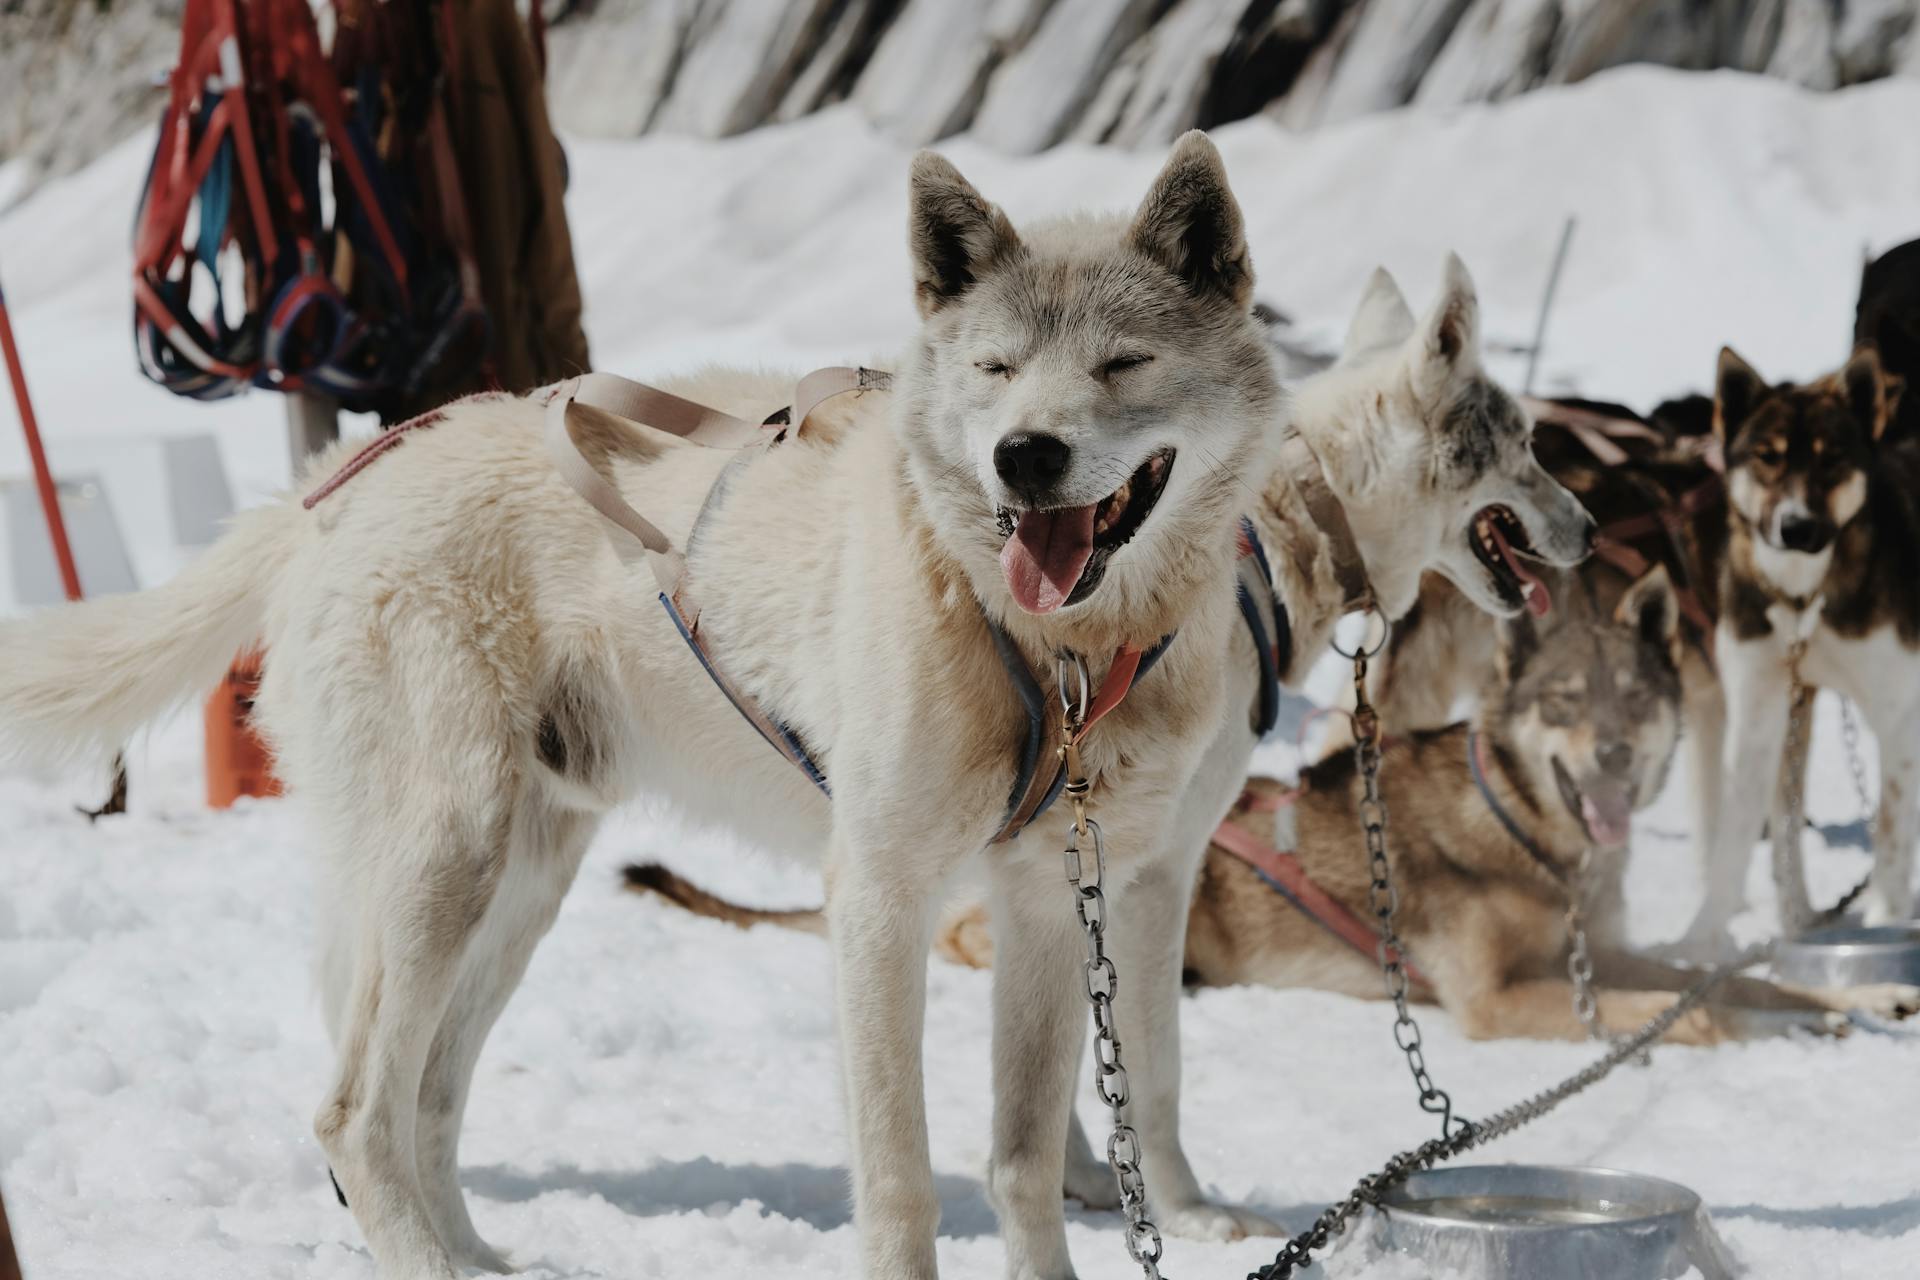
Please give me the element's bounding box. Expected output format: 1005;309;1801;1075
1371;1165;1737;1279
1773;923;1920;988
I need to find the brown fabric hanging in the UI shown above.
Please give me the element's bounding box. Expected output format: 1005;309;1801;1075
439;0;590;400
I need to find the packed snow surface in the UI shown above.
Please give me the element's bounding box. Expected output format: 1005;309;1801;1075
1;66;1917;1279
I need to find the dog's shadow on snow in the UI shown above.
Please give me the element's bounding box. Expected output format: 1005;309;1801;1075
464;1157;1000;1236
1713;1195;1920;1237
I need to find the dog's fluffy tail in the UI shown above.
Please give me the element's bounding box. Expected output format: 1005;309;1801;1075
0;502;301;763
622;863;828;936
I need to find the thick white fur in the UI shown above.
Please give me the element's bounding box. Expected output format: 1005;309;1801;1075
0;136;1282;1280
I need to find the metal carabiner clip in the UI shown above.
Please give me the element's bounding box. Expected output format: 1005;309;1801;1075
1055;649;1091;730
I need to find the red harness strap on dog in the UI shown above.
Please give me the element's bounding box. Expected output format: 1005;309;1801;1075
1211;793;1430;988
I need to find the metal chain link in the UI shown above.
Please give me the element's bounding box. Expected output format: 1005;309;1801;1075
1839;697;1877;827
1563;845;1603;1042
1249;939;1778;1280
1346;637;1469;1140
1057;652;1165;1280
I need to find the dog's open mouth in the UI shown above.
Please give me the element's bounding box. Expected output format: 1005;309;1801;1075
1553;756;1633;848
997;449;1175;614
1470;504;1551;617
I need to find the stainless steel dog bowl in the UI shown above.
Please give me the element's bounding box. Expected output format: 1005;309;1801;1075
1371;1165;1737;1279
1773;923;1920;988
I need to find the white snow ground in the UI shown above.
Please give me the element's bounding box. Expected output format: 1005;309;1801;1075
1;65;1917;1279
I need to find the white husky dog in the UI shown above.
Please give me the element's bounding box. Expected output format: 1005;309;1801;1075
0;135;1285;1280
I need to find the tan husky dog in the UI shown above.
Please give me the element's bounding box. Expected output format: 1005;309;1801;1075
635;564;1915;1051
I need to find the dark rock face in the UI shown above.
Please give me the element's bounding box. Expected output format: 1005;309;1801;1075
5;0;1918;207
543;0;1920;149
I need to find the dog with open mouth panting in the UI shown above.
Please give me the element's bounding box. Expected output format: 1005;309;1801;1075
0;135;1281;1280
637;564;1916;1044
625;256;1597;1235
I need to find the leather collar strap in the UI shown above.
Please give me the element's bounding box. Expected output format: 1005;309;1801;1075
1211;801;1429;988
1235;517;1289;736
988;630;1174;844
1467;728;1568;888
1276;429;1371;613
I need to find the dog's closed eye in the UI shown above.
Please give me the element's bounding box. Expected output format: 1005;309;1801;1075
975;359;1016;379
1098;353;1155;380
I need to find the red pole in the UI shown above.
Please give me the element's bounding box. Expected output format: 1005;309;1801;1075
0;273;84;602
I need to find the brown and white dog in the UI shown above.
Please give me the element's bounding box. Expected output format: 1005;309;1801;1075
1679;346;1920;950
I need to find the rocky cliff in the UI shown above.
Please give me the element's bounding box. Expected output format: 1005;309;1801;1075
6;0;1918;204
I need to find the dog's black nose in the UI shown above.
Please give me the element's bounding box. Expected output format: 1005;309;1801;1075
993;432;1071;501
1777;514;1833;553
1596;741;1634;776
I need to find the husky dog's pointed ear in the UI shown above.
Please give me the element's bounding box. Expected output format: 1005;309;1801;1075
1842;345;1894;441
1615;564;1680;665
1409;254;1482;404
1339;267;1415;365
1423;253;1481;363
1714;347;1765;439
908;152;1021;319
1128;131;1253;308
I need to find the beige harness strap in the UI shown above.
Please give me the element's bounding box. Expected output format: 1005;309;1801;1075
544;367;889;596
1277;429;1372;613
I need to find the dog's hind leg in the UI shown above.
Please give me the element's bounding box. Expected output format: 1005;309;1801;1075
413;802;601;1273
983;853;1086;1280
313;786;517;1280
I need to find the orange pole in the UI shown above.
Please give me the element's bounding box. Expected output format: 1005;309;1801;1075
0;272;84;601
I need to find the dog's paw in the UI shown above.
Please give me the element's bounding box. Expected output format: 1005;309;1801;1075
448;1236;515;1275
1834;983;1920;1020
1062;1155;1121;1211
1154;1199;1286;1243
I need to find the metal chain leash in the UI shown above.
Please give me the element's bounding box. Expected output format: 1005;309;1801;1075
1563;846;1604;1042
1345;628;1469;1140
1839;697;1877;827
1249;938;1777;1280
1057;652;1166;1280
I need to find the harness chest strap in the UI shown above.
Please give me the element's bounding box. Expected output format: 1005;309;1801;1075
1211;794;1430;988
544;368;1172;842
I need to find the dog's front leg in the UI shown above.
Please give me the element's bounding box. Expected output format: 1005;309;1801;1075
985;855;1088;1280
1679;630;1789;953
1769;688;1815;931
1098;859;1281;1244
826;844;943;1280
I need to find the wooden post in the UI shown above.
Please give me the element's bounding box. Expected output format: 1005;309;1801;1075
286;388;341;461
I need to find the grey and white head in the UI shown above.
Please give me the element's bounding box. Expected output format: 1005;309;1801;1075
1296;255;1593;620
1488;564;1685;852
895;133;1279;632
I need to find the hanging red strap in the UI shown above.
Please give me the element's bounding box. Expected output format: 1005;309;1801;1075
0;277;83;601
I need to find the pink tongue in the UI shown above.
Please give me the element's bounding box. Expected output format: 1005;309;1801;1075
1488;520;1552;617
1001;505;1097;614
1581;790;1633;848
